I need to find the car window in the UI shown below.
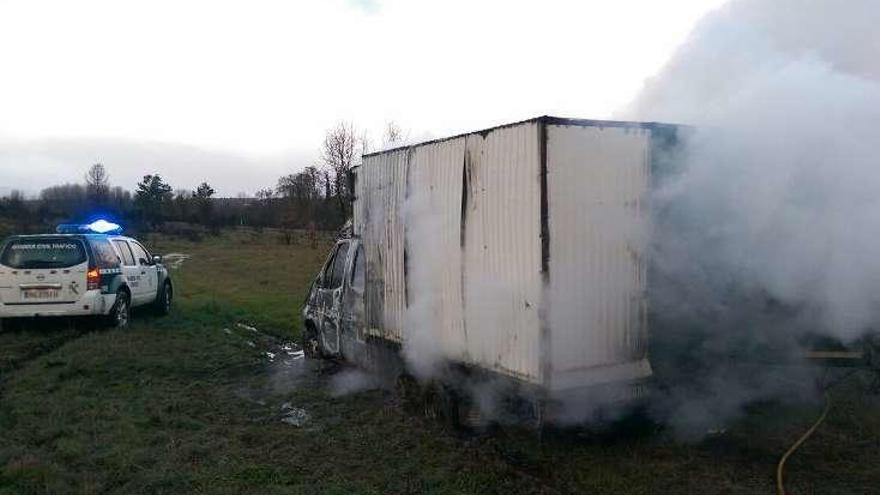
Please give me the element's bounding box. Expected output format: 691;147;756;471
329;242;349;289
88;239;121;268
0;238;86;269
321;245;340;287
113;240;135;266
130;242;150;265
351;245;365;292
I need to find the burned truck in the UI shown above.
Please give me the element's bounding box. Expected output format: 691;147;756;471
303;116;680;425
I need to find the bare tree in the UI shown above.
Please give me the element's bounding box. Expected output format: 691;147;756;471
361;129;372;157
255;188;275;201
383;121;406;148
322;122;358;218
85;162;110;205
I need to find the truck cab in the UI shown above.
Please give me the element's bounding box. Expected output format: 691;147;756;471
302;237;366;359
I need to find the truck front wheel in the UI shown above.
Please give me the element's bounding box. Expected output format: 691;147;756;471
302;322;323;358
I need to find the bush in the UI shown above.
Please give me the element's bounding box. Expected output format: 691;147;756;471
158;222;207;242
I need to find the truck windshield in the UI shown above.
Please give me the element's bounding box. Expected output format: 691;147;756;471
0;238;87;269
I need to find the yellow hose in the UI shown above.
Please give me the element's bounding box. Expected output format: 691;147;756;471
776;393;832;495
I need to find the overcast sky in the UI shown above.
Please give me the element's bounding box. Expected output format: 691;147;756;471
0;0;727;196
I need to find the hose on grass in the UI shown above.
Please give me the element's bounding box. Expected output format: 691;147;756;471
775;392;832;495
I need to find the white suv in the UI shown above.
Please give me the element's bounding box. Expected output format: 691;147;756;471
0;222;173;328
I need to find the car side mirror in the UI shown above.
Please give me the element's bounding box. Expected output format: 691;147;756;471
152;255;163;265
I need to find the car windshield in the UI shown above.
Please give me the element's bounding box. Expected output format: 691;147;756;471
0;237;87;269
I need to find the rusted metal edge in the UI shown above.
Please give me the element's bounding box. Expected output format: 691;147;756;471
538;120;552;389
363;116;682;159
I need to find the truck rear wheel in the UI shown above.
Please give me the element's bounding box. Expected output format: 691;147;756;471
395;373;421;413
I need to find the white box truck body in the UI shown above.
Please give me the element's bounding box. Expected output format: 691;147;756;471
357;116;678;388
303;116;680;420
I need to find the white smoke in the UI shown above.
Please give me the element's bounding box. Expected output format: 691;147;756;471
401;177;448;380
627;0;880;341
621;0;880;436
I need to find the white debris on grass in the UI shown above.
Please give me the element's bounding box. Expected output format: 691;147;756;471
281;343;305;360
162;253;190;270
223;328;233;335
246;341;256;348
236;323;259;333
279;402;310;427
266;351;276;361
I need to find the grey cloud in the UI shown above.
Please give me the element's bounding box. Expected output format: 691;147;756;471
0;137;316;197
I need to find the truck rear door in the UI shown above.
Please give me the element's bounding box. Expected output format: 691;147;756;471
0;237;89;306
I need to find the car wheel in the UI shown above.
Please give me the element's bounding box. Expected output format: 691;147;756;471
155;282;172;316
107;291;131;329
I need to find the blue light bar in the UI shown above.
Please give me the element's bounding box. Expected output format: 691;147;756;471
56;220;123;235
86;219;122;234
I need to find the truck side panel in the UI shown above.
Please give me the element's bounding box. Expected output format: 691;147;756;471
356;123;545;383
406;138;468;360
461;123;543;382
545;123;653;391
356;149;409;342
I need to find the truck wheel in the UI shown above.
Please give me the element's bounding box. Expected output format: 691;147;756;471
154;282;172;316
395;373;421;413
107;290;130;329
302;323;323;358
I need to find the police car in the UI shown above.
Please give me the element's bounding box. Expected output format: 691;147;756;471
0;220;173;328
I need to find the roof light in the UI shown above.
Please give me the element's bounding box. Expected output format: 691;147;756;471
86;219;122;234
55;220;123;235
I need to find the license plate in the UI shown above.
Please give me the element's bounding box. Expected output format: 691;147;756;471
22;289;59;300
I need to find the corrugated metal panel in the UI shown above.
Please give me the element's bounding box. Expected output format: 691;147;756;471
461;122;543;382
545;123;653;390
405;138;468;359
355;149;408;341
356;122;544;382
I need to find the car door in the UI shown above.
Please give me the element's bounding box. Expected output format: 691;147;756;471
341;242;366;348
112;239;145;305
317;241;349;356
129;240;158;305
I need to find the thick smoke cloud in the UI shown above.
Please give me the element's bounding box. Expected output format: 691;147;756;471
622;0;880;436
629;0;880;341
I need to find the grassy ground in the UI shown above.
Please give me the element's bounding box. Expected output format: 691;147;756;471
1;228;879;494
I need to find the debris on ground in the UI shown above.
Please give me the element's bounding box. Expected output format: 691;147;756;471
281;343;304;360
162;253;190;269
279;402;311;427
236;323;259;333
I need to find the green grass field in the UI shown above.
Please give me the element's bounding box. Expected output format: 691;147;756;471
2;229;879;494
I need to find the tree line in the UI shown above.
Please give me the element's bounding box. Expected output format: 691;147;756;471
0;121;408;239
